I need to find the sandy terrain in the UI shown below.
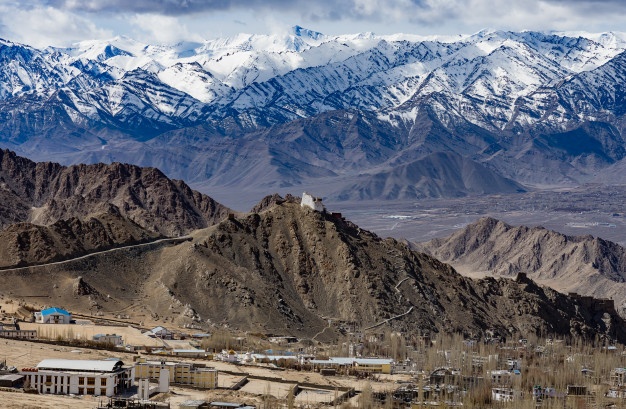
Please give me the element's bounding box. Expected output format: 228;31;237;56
0;390;102;409
1;338;137;369
239;378;294;398
17;322;166;347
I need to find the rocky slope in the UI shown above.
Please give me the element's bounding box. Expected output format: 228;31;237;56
0;149;231;236
0;208;159;268
416;217;626;306
3;198;624;342
333;151;525;200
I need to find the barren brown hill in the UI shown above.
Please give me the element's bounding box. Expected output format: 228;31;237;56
416;217;626;307
0;207;159;268
3;199;625;342
0;149;231;236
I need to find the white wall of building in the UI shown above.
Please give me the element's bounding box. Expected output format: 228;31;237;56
301;192;324;212
22;366;133;397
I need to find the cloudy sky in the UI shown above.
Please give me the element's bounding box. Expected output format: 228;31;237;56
2;0;626;47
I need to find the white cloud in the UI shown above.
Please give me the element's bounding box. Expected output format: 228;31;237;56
441;0;626;32
2;0;626;47
128;13;204;44
0;5;112;47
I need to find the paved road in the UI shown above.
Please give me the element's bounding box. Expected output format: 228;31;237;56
0;236;192;273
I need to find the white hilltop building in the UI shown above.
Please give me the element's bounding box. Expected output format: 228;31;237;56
301;192;325;212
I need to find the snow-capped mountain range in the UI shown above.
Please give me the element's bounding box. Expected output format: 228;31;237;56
2;26;626;202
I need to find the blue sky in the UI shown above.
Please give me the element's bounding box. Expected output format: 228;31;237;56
3;0;626;46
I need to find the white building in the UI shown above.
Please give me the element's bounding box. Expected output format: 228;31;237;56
34;307;71;324
216;350;239;363
492;387;518;402
145;326;173;339
489;370;513;385
93;334;123;346
301;192;324;212
21;359;134;396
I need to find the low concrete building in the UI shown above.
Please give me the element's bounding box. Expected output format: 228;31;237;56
34;307;71;324
310;357;394;374
216;349;239;363
21;358;134;396
0;329;37;340
0;374;24;388
488;369;513;385
611;367;626;386
135;358;218;389
354;358;394;374
492;387;518;402
145;326;173;339
93;334;123;347
268;336;298;345
249;354;299;364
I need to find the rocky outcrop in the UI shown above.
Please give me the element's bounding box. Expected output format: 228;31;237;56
142;202;626;341
249;193;300;213
0;209;159;268
0;149;231;236
73;276;99;296
417;217;626;305
1;200;624;342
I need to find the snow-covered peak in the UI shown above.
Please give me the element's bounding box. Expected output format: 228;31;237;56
2;29;626;136
291;25;325;41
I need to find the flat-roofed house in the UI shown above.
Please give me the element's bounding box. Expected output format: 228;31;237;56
309;357;394;374
0;328;37;340
93;334;123;346
135;358;218;389
0;374;24;388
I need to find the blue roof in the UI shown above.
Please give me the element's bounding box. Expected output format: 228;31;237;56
41;307;70;316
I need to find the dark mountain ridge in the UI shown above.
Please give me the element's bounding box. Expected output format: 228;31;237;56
0;149;231;236
0;208;159;268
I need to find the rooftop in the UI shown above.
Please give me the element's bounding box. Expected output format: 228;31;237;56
36;359;125;373
40;307;70;316
309;357;394;365
209;403;246;408
0;374;24;382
